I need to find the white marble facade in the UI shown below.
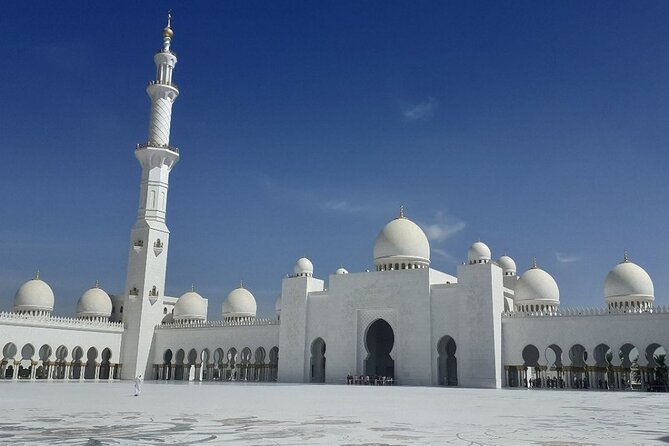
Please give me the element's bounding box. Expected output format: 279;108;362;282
2;15;668;389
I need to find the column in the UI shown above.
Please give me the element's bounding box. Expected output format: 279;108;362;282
64;362;71;380
30;360;38;381
108;364;115;382
12;361;20;380
95;363;101;381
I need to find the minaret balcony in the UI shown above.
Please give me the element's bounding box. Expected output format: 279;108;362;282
155;48;177;57
136;142;179;154
147;79;179;90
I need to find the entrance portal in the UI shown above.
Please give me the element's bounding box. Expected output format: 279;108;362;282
310;338;326;383
364;319;394;378
437;336;457;386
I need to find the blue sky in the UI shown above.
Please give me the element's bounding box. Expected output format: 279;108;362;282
1;2;668;316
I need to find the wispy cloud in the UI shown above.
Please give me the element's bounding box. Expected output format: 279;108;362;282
259;177;374;215
556;252;581;263
321;200;367;214
418;212;466;264
419;212;466;242
432;248;460;263
403;97;438;121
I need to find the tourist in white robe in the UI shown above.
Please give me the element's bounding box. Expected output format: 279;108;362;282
134;374;143;396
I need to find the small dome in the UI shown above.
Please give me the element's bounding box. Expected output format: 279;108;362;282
497;255;517;275
76;284;112;319
294;257;314;277
222;285;257;319
14;276;54;314
335;267;349;275
174;291;207;321
468;241;492;264
515;265;559;305
373;208;430;269
604;257;654;303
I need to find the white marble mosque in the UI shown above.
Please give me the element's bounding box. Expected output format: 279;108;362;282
1;14;668;391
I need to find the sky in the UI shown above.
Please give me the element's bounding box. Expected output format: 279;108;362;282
1;2;668;317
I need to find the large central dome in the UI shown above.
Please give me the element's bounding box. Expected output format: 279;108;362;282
373;207;430;271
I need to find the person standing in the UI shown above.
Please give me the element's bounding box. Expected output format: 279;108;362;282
134;374;143;396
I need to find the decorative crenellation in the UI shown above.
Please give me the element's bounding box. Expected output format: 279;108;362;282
0;311;124;330
503;305;669;318
156;318;280;330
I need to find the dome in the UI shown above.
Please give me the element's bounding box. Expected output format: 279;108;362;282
514;264;560;306
76;284;112;319
373;208;430;270
604;257;654;304
293;257;314;277
335;267;349;275
174;290;207;322
468;241;491;264
497;255;517;275
222;285;257;320
14;276;54;314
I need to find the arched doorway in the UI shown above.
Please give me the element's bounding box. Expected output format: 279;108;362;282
84;347;98;379
100;348;112;380
187;349;198;381
37;344;52;379
163;349;173;380
254;347;266;382
174;349;185;380
364;319;394;378
310;338;326;383
522;344;540;387
437;336;457;386
569;344;588;388
269;347;279;381
71;346;84;379
19;344;35;379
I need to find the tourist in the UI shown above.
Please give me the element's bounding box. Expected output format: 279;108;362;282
134;374;143;396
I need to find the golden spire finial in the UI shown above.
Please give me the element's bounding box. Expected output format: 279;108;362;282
191;283;195;292
239;279;244;289
531;257;538;269
163;10;174;39
35;270;40;280
399;205;405;218
95;279;100;288
623;249;629;263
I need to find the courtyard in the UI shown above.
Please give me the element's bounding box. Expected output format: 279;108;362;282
0;381;667;445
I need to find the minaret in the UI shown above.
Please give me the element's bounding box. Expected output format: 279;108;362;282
120;12;180;380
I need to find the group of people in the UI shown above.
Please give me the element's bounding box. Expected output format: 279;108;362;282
527;377;567;389
346;374;395;385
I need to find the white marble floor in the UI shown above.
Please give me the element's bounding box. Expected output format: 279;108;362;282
0;381;667;445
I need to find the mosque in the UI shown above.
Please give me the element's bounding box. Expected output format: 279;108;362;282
1;15;667;390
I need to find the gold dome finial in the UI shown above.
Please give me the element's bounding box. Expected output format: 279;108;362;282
35;270;40;280
399;205;405;219
531;257;538;269
623;249;629;263
163;10;174;39
239;279;244;289
191;283;195;292
95;279;100;288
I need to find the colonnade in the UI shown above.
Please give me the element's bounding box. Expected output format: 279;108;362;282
0;359;120;381
154;362;278;382
505;364;665;390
